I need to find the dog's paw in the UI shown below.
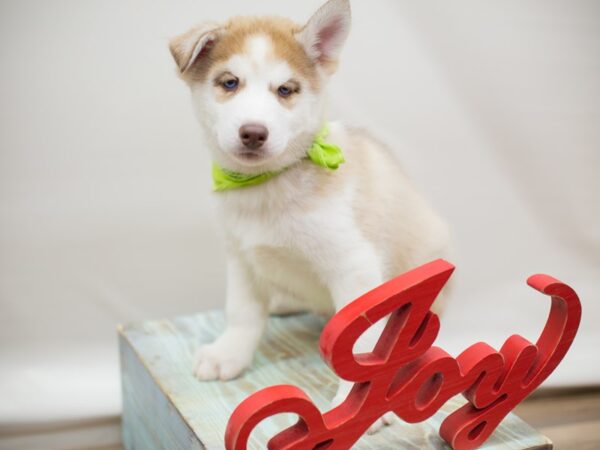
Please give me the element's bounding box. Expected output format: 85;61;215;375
330;383;395;435
330;392;347;409
366;412;395;435
193;341;251;381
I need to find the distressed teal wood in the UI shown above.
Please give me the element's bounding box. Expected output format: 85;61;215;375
119;312;552;450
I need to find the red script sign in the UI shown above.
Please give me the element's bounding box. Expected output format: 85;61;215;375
225;259;581;450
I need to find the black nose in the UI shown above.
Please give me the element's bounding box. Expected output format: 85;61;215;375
239;124;269;150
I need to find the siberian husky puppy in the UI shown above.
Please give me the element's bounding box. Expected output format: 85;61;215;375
170;0;451;432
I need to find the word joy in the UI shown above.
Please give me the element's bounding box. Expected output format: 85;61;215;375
225;259;581;450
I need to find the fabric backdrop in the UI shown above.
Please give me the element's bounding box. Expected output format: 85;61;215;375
1;1;599;448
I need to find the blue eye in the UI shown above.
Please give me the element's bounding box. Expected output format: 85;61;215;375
278;85;292;98
222;78;239;91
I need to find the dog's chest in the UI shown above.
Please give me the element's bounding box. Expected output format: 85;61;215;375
220;198;351;306
229;209;321;274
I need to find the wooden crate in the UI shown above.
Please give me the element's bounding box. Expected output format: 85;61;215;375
119;312;552;449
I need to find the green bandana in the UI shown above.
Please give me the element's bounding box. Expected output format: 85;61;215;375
211;124;344;192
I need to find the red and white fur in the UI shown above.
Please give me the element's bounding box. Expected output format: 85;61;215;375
170;0;451;433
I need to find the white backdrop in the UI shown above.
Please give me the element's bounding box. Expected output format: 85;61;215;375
1;1;599;448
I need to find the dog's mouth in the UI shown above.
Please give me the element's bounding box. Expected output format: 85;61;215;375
238;151;263;159
233;149;269;163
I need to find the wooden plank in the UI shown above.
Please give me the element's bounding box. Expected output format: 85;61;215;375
85;447;124;450
514;389;600;449
120;311;552;449
120;330;205;450
514;388;600;428
539;420;600;450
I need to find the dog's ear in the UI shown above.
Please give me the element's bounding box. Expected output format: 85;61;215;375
296;0;351;68
169;22;222;74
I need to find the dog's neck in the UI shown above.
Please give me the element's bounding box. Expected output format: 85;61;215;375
211;124;344;192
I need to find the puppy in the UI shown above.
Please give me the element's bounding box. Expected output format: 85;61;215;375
169;0;451;433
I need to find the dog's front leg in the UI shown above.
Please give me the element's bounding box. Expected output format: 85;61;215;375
194;258;267;381
326;251;396;433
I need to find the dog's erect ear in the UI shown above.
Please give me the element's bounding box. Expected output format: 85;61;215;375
296;0;351;66
169;22;222;74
